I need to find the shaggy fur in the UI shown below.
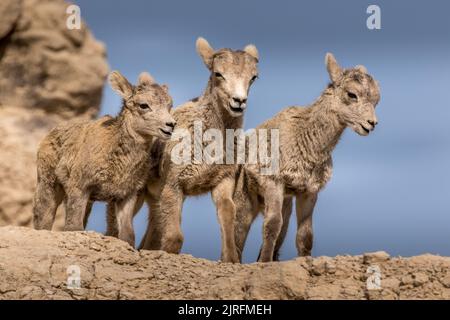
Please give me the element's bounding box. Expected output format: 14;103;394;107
33;71;175;246
233;53;380;262
137;37;259;262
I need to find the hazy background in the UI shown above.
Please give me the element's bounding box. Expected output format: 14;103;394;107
73;0;450;262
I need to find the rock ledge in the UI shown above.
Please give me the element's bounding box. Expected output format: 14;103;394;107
0;226;449;300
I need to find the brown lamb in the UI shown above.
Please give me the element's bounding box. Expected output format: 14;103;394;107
233;53;381;262
136;37;259;262
33;71;175;247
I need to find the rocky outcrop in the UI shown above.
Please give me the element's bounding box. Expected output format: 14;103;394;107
0;226;449;300
0;0;108;228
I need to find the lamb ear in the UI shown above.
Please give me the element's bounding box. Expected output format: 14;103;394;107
243;44;259;61
325;53;343;84
109;71;133;99
196;37;215;69
355;65;368;74
138;72;155;86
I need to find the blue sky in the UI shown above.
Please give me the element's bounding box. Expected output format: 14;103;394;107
74;0;450;262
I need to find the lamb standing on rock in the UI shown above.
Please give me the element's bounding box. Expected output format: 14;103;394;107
137;37;259;263
233;53;381;262
33;71;175;246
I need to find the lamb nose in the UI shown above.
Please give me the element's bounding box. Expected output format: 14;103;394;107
368;120;376;127
233;97;247;105
166;121;176;128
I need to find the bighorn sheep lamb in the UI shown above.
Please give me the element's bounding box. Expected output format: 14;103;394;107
233;53;380;262
136;37;259;263
33;71;175;246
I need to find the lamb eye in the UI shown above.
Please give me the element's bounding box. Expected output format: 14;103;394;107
214;72;224;79
347;92;358;100
139;103;150;110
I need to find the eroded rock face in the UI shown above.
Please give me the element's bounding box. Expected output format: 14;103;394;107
0;0;108;228
0;226;449;300
0;0;21;39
